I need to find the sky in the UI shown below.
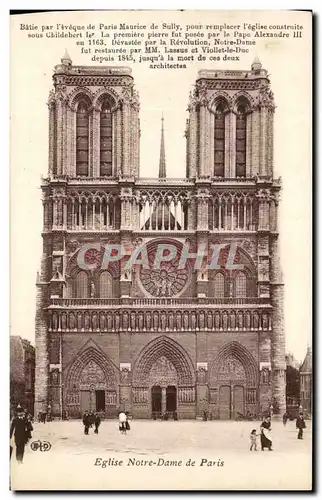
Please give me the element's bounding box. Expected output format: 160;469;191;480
10;10;312;362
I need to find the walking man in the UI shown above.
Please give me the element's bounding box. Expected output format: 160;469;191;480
83;411;90;435
10;405;30;464
94;413;101;434
296;412;306;439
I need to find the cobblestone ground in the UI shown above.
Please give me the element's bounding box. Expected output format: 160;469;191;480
11;419;312;491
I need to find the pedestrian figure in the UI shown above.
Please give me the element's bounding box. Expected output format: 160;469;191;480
83;410;90;435
25;414;33;443
260;416;273;451
296;412;306;439
94;413;101;434
250;429;259;451
282;412;288;426
89;411;94;428
173;410;178;421
118;411;127;435
10;405;31;464
41;411;47;424
203;410;208;421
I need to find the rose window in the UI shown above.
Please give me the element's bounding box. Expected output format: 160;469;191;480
140;261;188;297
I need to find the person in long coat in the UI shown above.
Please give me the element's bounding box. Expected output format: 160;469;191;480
260;416;273;451
94;413;101;434
296;413;306;439
10;406;30;463
83;411;90;435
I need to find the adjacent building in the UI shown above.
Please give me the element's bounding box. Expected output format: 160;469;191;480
300;346;312;414
34;53;285;419
10;336;35;415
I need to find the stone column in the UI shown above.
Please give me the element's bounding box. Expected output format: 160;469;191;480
270;232;286;416
34;241;50;417
199;104;206;177
224;111;231;178
161;387;167;414
260;107;268;177
56;97;63;176
246;112;252;178
122;103;130;177
230;111;237;178
188;106;198;178
92;107;100;177
48;100;55;176
251;108;260;176
267;109;274;177
115;106;122;176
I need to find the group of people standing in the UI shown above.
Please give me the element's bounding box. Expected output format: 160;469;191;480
250;413;307;451
82;410;131;435
82;411;101;435
10;405;33;464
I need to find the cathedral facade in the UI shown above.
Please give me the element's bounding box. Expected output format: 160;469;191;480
34;53;286;420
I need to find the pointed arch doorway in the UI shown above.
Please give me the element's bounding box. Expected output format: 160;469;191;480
133;336;196;419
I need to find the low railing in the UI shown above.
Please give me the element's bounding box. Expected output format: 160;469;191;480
50;296;268;308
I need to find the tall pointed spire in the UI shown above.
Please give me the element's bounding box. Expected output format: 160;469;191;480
158;112;166;178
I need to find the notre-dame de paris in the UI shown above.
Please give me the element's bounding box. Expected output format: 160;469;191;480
34;52;286;420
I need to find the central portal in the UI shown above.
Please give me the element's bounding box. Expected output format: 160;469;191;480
151;385;177;418
166;386;177;412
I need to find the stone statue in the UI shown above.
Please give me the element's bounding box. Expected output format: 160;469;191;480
92;312;98;330
145;312;151;331
168;312;174;331
199;312;205;330
245;312;251;330
107;313;113;331
84;312;90;330
253;312;259;330
114;313;120;331
230;313;236;330
153;312;159;331
123;312;129;330
238;312;243;329
52;313;58;331
131;312;136;331
207;312;213;330
51;369;59;386
176;312;182;331
99;313;105;331
183;311;189;331
161;311;167;331
215;313;220;330
191;312;196;331
222;311;228;331
77;312;83;330
61;313;67;330
69;312;76;330
138;312;144;331
262;313;268;330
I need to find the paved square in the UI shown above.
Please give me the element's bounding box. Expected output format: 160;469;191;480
11;419;312;490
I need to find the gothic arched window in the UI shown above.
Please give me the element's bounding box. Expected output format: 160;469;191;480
100;101;113;177
235;271;247;298
214;102;226;177
76;101;89;177
236;102;247;178
214;272;225;298
99;271;113;298
75;271;89;298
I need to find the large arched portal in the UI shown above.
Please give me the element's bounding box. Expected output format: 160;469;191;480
209;341;258;419
64;341;118;418
132;336;196;418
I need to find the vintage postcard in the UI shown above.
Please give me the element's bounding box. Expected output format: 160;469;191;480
10;9;312;491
